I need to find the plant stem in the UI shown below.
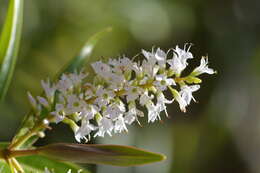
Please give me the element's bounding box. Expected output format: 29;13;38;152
6;158;15;173
10;158;24;173
8;115;53;150
8;149;38;158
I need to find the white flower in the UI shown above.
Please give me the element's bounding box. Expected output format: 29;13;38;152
167;45;193;76
80;105;98;120
175;44;193;61
154;74;175;91
91;61;112;80
114;115;128;133
109;57;133;73
95;87;115;107
37;96;49;108
109;73;125;87
67;71;87;88
192;57;215;75
56;71;86;94
142;49;157;65
179;85;200;105
41;79;56;102
103;101;126;120
51;104;66;123
139;91;154;106
125;86;143;102
156;92;173;117
56;74;74;94
124;103;144;125
142;60;159;78
170;88;187;112
95;117;114;137
132;62;143;77
66;94;86;114
31;45;215;141
146;102;160;123
155;48;167;67
75;119;96;142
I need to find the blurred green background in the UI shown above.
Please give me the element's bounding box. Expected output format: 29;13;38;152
1;0;260;172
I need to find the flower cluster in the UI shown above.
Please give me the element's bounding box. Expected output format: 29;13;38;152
28;45;215;143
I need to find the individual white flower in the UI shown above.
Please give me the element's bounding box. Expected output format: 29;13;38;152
109;56;133;73
170;88;187;112
155;48;167;67
175;44;193;61
103;101;126;120
91;61;112;80
167;45;193;76
41;79;56;102
142;49;157;65
142;60;159;78
125;86;143;102
114;115;128;133
95;87;115;107
108;73;125;88
124;103;144;125
66;94;86;114
156;92;173;117
154;74;176;91
67;71;87;87
139;91;154;106
75;119;96;142
80;105;98;120
51;104;66;123
95;117;114;137
146;101;160;123
56;74;74;94
192;57;215;75
167;54;185;76
179;85;200;105
132;62;143;77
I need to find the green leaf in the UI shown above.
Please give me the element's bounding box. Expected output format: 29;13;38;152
59;27;112;74
37;143;166;167
0;143;90;173
0;156;90;173
18;155;90;173
0;0;23;102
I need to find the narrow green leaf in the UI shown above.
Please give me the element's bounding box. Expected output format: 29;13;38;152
0;156;90;173
37;143;166;167
60;27;112;74
0;143;90;173
0;0;23;101
18;155;90;173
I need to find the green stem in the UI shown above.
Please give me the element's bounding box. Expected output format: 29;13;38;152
8;116;53;150
8;149;38;158
0;149;4;159
10;158;24;173
6;158;15;173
